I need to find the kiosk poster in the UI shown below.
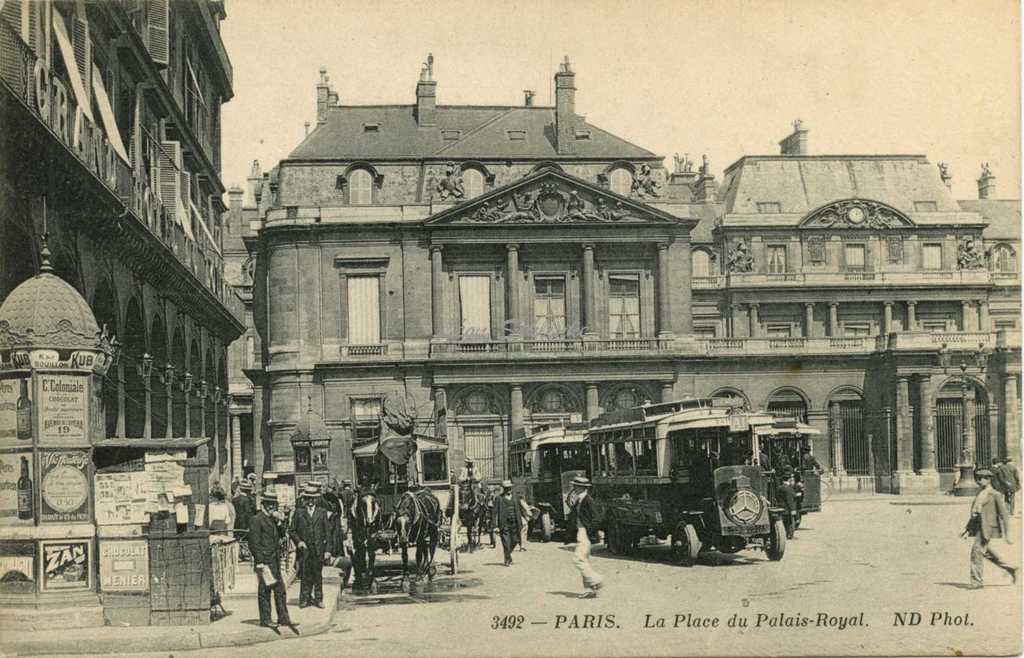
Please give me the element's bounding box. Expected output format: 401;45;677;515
94;471;150;525
98;540;148;592
0;452;34;525
41;540;90;591
37;374;88;445
0;376;32;447
40;450;91;523
0;541;35;595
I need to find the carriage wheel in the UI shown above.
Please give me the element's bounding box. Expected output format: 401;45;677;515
540;511;554;542
671;523;700;566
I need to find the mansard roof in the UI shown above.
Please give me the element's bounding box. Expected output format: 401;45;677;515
718;155;961;217
958;199;1021;240
288;105;658;161
425;167;694;227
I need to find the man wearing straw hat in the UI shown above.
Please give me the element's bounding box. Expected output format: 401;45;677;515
567;476;605;598
290;482;332;608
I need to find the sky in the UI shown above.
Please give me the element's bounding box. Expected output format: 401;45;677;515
220;0;1020;201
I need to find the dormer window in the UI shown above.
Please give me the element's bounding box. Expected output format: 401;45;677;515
609;168;632;196
506;130;527;141
463;168;485;199
442;130;461;141
756;202;782;214
913;201;937;212
575;130;592;140
362;123;380;133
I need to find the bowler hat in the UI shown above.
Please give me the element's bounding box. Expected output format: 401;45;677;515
300;483;321;497
570;476;592;488
501;479;513;489
238;480;254;492
975;469;994;479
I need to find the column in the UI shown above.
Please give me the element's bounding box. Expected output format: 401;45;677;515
661;382;674;403
829;401;845;475
581;244;595;335
896;377;913;472
1004;376;1020;462
883;302;894;335
143;369;152;440
919;375;937;472
199;391;207;440
231;412;242;482
164;368;174;439
906;301;917;332
183;386;191;439
657;242;671;336
430;245;444;338
510;385;524;440
961;300;974;331
978;300;990;332
748;303;760;338
116;360;126;437
804;303;815;338
828;302;839;337
962;381;976;460
506;244;520;336
585;384;600;421
729;303;742;338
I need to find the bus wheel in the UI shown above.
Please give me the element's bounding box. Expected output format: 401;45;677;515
606;519;623;555
671;523;700;566
540;511;554;542
766;519;786;561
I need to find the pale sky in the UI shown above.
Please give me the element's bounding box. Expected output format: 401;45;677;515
220;0;1020;201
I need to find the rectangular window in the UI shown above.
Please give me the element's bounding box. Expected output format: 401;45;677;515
506;130;527;141
459;275;492;339
845;244;866;270
922;244;943;270
807;236;826;263
756;202;782;214
922;320;948;333
767;245;787;274
246;335;255;368
766;324;792;337
422;451;448;483
608;274;640;339
347;276;380;344
995;319;1017;330
913;201;938;212
354;456;377;489
694;326;717;338
533;276;566;338
843;322;872;337
351;397;382;444
441;130;462;141
463;426;495;480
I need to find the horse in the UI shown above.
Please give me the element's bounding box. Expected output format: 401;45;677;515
349;490;383;592
447;480;487;552
394;488;442;590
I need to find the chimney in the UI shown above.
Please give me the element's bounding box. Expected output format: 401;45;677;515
938;162;952;190
316;67;332;125
555;56;576;155
304;121;310;137
779;119;808;155
227;185;243;233
244;160;262;209
693;154;717;202
416;53;437;127
977;163;996;199
523;89;535;107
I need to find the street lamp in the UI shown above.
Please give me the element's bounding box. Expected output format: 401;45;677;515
947;344;988;497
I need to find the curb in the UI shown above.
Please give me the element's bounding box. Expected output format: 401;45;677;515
2;571;339;656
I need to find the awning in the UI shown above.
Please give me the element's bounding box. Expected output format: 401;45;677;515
352;435;447;457
754;422;822;437
52;13;94;124
534;430;587;448
91;64;130;164
665;416;732;432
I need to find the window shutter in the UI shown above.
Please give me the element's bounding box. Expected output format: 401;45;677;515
347;276;381;344
146;0;169;66
73;7;90;94
1;2;21;38
157;140;181;222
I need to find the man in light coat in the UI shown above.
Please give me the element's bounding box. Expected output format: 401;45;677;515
967;469;1016;588
567;477;604;598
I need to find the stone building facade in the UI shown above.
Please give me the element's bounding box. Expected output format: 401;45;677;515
1;0;244;471
237;59;1020;496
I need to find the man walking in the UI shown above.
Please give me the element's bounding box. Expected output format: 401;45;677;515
998;458;1020;514
966;469;1016;589
567;476;604;598
493;480;521;566
290;483;332;608
777;473;799;539
249;492;293;629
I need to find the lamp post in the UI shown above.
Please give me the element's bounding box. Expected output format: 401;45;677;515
181;371;193;438
946;343;988;497
137;353;153;439
157;363;174;438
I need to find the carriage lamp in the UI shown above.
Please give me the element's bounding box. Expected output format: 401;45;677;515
212;386;222;404
198;379;208;399
137;353;153;379
158;363;175;386
181;371;193;394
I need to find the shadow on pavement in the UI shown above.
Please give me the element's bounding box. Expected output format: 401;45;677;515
548;590;588;599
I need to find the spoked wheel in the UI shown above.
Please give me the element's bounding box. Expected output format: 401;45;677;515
540;512;554;542
766;519;786;561
671;523;701;566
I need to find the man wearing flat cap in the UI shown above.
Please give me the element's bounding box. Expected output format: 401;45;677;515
249;492;293;628
493;480;522;566
290;482;332;607
966;469;1016;589
567;476;605;598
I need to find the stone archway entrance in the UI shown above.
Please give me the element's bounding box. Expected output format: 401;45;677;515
935;379;991;472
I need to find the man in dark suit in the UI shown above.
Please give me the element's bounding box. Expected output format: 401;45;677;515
249;492;293;628
290;483;333;607
232;480;257;560
776;474;799;539
967;469;1016;589
493;480;522;566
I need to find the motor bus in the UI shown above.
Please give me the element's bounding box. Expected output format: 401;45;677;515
509;422;589;541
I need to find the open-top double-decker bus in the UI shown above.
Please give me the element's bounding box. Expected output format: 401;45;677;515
586;398;788;565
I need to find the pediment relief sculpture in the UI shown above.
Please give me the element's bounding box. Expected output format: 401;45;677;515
802;199;913;230
458;181;646;224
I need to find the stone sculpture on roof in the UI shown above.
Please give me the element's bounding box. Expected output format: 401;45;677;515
631;164;661;198
958;236;986;270
435;161;465;200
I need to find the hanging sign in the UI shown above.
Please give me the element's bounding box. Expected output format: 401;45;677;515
40;450;91;522
37;374;88;445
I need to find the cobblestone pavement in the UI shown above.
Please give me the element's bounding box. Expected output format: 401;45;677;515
39;496;1022;658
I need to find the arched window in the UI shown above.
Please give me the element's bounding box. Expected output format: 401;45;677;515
692;250;711;278
349;169;372;205
992;244;1016;273
463;169;484;199
609;168;632;196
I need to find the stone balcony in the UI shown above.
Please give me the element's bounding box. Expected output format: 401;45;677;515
698;336;881;356
719;269;992;288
